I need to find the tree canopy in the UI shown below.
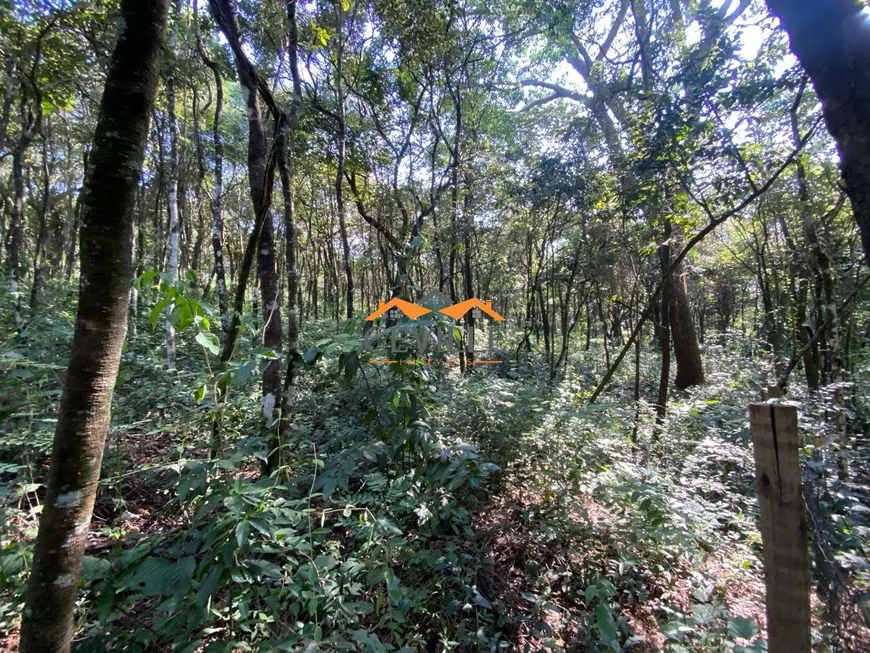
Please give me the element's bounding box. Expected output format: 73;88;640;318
2;0;870;651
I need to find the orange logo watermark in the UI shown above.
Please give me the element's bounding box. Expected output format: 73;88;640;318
363;289;505;367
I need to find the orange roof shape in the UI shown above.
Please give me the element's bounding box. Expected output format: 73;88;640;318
364;298;432;321
439;298;505;322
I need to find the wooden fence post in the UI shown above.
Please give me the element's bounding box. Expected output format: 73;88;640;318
748;401;811;653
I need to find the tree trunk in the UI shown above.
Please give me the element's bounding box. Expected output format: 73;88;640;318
655;232;672;431
766;0;870;268
334;0;353;319
668;247;704;389
195;0;228;332
9;144;26;328
789;84;821;390
30;135;52;313
210;0;283;454
796;275;819;389
19;1;166;649
191;85;206;276
210;0;279;366
462;173;475;369
257;214;282;428
164;0;180;369
281;0;302;397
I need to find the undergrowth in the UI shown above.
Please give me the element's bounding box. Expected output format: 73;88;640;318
2;281;868;651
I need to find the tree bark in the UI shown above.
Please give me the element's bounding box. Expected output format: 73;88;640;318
19;1;166;649
463;173;475;369
210;0;278;365
210;0;283;453
164;0;181;370
334;0;353;319
30;134;52;313
281;0;302;397
9;143;27;329
8;68;43;329
191;85;206;276
766;0;870;268
788;83;821;390
194;0;228;332
655;227;672;431
668;244;705;389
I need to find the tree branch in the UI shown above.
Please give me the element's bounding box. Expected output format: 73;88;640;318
587;117;822;403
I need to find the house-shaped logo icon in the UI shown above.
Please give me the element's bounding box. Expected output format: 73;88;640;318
362;290;505;366
418;288;453;311
364;298;432;321
438;298;505;322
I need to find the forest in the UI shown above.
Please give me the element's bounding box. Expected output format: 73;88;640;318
2;0;870;650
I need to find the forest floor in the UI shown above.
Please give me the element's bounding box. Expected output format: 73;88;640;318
2;295;869;651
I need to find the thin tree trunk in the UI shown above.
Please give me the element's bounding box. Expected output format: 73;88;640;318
130;185;145;337
655;225;672;432
195;0;227;332
191;85;206;275
335;0;353;319
257;214;282;427
19;2;166;649
281;0;302;398
9;144;26;328
210;0;278;365
210;0;283;458
463;173;474;369
164;0;181;369
30;134;52;313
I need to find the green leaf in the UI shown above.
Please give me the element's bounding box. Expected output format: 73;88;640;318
343;601;374;615
314;555;338;570
81;555;112;580
728;617;758;640
377;518;402;535
124;556;194;597
194;384;207;404
596;602;617;644
150;297;171;330
196;331;220;355
473;593;492;609
231;361;255;386
134;269;158;290
236;520;251;548
303;348;320;364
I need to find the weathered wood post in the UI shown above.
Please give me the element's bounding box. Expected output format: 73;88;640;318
748;400;811;653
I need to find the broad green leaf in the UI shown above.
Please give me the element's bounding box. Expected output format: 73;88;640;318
728;617;759;640
596;602;617;644
195;331;220;355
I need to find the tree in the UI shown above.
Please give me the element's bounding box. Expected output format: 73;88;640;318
333;0;354;319
194;0;228;333
19;0;167;649
281;0;303;396
209;0;284;456
766;0;870;268
164;0;181;369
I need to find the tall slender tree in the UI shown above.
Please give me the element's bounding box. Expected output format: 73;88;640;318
19;0;167;649
209;0;283;443
334;0;353;319
281;0;303;396
164;0;181;369
194;0;228;332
